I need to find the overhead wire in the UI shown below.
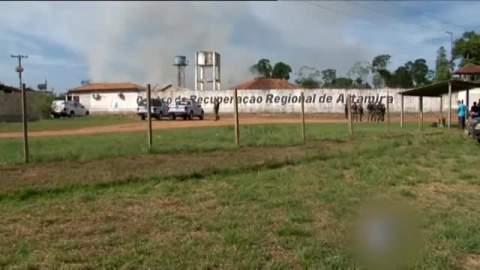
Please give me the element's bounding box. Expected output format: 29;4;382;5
300;1;405;32
347;0;439;32
383;0;466;31
302;0;466;35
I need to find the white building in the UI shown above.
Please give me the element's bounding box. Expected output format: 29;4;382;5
67;83;146;114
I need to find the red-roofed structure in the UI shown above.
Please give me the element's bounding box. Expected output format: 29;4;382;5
68;82;145;93
235;77;298;90
454;64;480;82
453;64;480;75
66;82;146;114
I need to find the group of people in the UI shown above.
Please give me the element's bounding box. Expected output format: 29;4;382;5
457;99;480;130
344;102;386;122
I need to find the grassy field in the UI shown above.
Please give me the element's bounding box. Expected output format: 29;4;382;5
1;122;430;165
0;115;137;133
1;123;479;269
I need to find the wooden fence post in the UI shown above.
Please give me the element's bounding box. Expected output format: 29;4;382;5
301;92;306;143
386;89;390;133
400;94;404;128
146;84;153;149
448;82;452;128
439;96;443;127
233;88;240;146
21;83;29;163
419;96;424;131
347;94;353;138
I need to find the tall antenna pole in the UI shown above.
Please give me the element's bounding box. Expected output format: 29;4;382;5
446;31;454;73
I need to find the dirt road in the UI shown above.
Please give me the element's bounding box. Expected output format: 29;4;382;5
0;113;440;139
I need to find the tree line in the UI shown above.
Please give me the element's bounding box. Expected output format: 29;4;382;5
249;30;480;89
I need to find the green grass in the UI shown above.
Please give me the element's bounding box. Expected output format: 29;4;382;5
0;122;433;165
0;115;137;133
1;123;479;268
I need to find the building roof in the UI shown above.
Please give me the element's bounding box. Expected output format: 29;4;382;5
235;77;298;90
400;79;480;97
453;64;480;75
68;82;145;93
158;84;190;92
0;84;35;93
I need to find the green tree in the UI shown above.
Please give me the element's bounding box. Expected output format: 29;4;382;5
250;59;273;78
298;78;320;89
347;61;371;88
392;66;414;88
30;92;56;119
453;31;480;67
371;54;391;88
410;59;430;86
321;69;337;88
379;59;431;88
435;46;451;82
331;77;353;89
272;62;293;80
295;66;321;89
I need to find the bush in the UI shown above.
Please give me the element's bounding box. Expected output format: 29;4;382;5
29;92;55;119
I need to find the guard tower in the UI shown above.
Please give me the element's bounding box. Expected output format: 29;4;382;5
174;56;188;88
195;51;221;91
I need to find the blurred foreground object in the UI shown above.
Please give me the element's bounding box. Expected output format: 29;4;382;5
352;200;422;270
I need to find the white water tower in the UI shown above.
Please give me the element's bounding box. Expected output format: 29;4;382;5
195;51;221;91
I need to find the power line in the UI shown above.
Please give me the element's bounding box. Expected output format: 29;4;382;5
348;1;439;32
383;0;466;30
300;1;404;32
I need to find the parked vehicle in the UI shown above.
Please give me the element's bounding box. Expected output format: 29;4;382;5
467;117;480;143
137;98;169;120
51;100;89;118
168;98;204;120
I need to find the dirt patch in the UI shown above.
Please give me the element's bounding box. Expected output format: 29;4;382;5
0;141;341;195
0;113;440;139
398;182;480;210
461;254;480;270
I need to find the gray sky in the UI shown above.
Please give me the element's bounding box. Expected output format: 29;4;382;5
0;1;478;92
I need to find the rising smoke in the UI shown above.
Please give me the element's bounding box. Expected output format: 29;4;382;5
0;1;377;90
83;2;258;89
81;1;374;89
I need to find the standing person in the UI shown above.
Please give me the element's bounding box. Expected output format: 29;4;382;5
471;102;480;118
213;98;220;121
373;103;380;122
458;100;467;129
380;102;386;122
352;102;358;122
358;104;364;122
367;102;373;122
344;103;348;119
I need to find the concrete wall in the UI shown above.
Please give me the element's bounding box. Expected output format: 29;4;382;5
0;92;39;122
72;92;141;114
458;88;480;107
148;88;471;114
75;88;480;115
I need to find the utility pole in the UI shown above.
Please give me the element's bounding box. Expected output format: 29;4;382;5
11;54;29;163
446;31;454;73
11;55;28;94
